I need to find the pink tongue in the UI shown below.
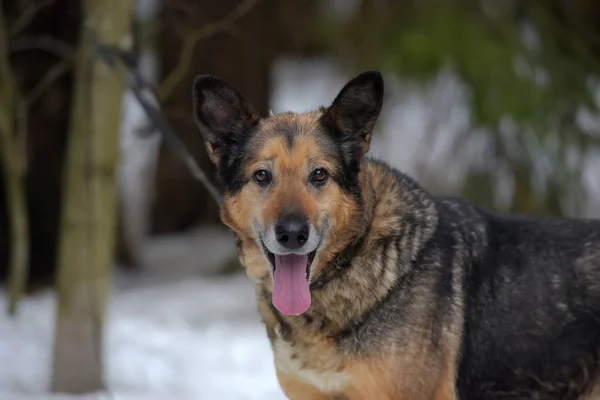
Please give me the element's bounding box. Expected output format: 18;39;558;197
272;254;311;316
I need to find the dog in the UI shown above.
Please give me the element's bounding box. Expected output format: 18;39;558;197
192;70;600;399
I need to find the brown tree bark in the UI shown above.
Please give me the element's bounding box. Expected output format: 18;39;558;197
51;0;133;393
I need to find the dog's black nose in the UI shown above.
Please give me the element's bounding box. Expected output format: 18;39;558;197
275;213;309;250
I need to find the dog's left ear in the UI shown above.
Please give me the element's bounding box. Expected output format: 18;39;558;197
193;75;259;165
322;71;384;161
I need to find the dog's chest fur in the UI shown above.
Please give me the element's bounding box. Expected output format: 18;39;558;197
256;289;358;395
258;294;413;399
263;311;446;400
272;327;351;394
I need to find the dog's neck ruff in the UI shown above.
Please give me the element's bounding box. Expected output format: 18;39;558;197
302;160;438;326
310;233;366;290
309;178;373;291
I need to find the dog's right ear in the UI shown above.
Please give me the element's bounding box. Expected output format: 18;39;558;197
193;75;259;165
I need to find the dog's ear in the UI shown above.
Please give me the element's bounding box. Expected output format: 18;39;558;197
193;75;259;165
322;71;384;161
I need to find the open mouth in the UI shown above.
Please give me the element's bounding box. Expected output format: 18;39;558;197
262;244;316;280
261;242;316;316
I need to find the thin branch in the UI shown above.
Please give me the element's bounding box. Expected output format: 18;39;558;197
163;0;198;18
129;76;222;205
8;35;75;60
16;89;28;172
0;7;30;315
8;0;58;37
161;0;201;39
164;13;191;40
158;0;262;101
92;38;223;205
26;59;74;106
8;34;78;106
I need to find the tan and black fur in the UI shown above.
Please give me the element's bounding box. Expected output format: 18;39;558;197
192;71;600;399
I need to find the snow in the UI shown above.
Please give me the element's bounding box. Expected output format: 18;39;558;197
0;228;286;400
0;277;286;400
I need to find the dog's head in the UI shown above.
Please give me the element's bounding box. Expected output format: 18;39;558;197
193;71;384;315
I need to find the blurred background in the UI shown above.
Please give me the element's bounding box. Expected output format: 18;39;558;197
0;0;599;399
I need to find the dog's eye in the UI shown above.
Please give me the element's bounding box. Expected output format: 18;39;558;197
310;168;329;185
253;169;272;185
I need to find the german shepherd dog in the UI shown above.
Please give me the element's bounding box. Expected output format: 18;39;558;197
192;71;600;399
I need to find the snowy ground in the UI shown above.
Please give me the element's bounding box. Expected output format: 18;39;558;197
0;227;287;400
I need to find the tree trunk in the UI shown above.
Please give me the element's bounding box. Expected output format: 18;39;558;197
0;4;29;315
51;0;133;393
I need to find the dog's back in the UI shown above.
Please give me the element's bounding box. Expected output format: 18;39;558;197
434;197;600;399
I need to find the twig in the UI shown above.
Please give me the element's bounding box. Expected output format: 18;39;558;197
0;7;30;315
129;76;223;205
158;0;262;101
26;59;74;106
164;0;198;18
92;37;223;206
8;34;78;106
8;35;75;59
16;88;28;172
8;0;58;37
164;13;191;40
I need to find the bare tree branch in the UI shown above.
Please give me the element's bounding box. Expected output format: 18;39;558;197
128;73;222;205
164;0;198;18
158;0;262;101
5;33;77;106
8;35;75;59
8;0;58;37
0;6;30;315
93;39;223;205
16;89;28;172
26;59;74;106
